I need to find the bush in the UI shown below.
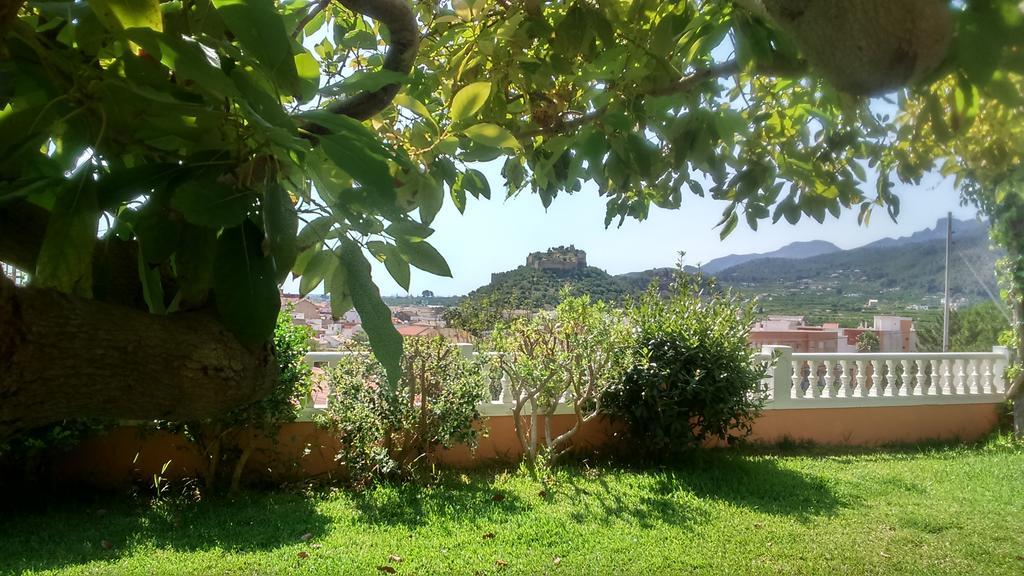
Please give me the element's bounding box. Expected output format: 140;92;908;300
602;277;767;458
483;292;631;468
317;337;484;487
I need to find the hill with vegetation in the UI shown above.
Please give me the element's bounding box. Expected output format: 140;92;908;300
715;221;998;302
464;265;639;309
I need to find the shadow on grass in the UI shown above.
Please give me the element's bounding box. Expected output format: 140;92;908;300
0;491;331;574
346;474;529;528
0;450;859;573
560;451;853;528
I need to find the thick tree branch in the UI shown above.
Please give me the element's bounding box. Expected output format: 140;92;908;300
302;0;420;135
0;278;277;439
515;60;743;140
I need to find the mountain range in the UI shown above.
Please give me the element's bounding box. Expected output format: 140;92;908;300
456;218;998;309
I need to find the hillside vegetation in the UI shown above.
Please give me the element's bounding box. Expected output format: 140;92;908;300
465;266;639;309
717;230;998;300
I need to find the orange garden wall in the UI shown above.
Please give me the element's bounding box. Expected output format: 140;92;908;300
45;402;1002;490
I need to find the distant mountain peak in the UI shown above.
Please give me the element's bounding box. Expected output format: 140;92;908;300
700;240;842;274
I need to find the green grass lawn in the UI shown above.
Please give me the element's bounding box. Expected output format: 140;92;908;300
2;438;1023;576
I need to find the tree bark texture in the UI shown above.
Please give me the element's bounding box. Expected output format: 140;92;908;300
0;277;277;438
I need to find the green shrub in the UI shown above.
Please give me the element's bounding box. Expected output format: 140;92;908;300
603;277;767;458
316;337;484;487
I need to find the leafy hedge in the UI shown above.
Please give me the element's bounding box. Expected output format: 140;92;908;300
603;277;768;459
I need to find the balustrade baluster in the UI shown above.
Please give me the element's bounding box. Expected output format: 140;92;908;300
819;361;832;399
936;359;949;395
792;360;803;400
883;359;896;397
867;359;880;397
952;359;965;394
982;359;995;394
837;360;850;398
500;375;513;404
898;359;911;396
914;359;926;395
807;361;820;399
854;360;867;397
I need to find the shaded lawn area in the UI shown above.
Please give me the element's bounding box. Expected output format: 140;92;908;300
2;439;1022;575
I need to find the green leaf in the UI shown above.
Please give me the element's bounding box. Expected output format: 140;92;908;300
263;184;298;283
452;0;487;20
463;123;520;150
212;0;300;97
96;163;181;210
230;65;295;132
293;51;321;103
127;29;239;97
213;220;280;345
392;93;439;132
299;110;397;160
719;211;738;240
320;133;395;195
296;216;334;249
322;70;409;96
450;81;491;122
385;219;434;241
90;0;163;32
291;243;321;277
417;175;444;226
174;224;217;309
340;240;403;387
456;168;491;199
368;240;411;291
450;183;466;213
956;1;1004;86
327;260;353;317
299;249;336;297
35;180;98;297
396;238;452;277
171;179;251;228
133;202;181;263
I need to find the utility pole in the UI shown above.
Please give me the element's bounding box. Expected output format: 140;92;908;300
942;212;951;352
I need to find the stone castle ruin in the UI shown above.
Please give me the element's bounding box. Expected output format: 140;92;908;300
526;245;587;272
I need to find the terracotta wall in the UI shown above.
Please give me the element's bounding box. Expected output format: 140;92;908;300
46;403;1001;489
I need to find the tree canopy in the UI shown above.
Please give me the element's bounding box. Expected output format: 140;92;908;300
1;0;1024;436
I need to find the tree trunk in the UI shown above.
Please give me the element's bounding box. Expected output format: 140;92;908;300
230;438;254;494
0;277;277;438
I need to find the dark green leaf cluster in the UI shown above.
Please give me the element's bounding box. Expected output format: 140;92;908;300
603;278;768;459
316;337;485;487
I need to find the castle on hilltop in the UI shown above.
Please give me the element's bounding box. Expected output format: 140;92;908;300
526;245;587;272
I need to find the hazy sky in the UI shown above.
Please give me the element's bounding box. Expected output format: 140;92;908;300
288;163;980;297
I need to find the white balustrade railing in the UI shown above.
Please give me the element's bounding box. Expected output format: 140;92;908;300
301;345;1012;417
763;345;1011;409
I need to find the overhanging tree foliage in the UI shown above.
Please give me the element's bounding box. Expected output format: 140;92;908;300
1;0;1023;438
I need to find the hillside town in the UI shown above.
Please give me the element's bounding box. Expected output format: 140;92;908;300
285;288;920;354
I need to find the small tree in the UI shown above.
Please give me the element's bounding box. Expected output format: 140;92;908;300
856;331;881;353
484;293;631;467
